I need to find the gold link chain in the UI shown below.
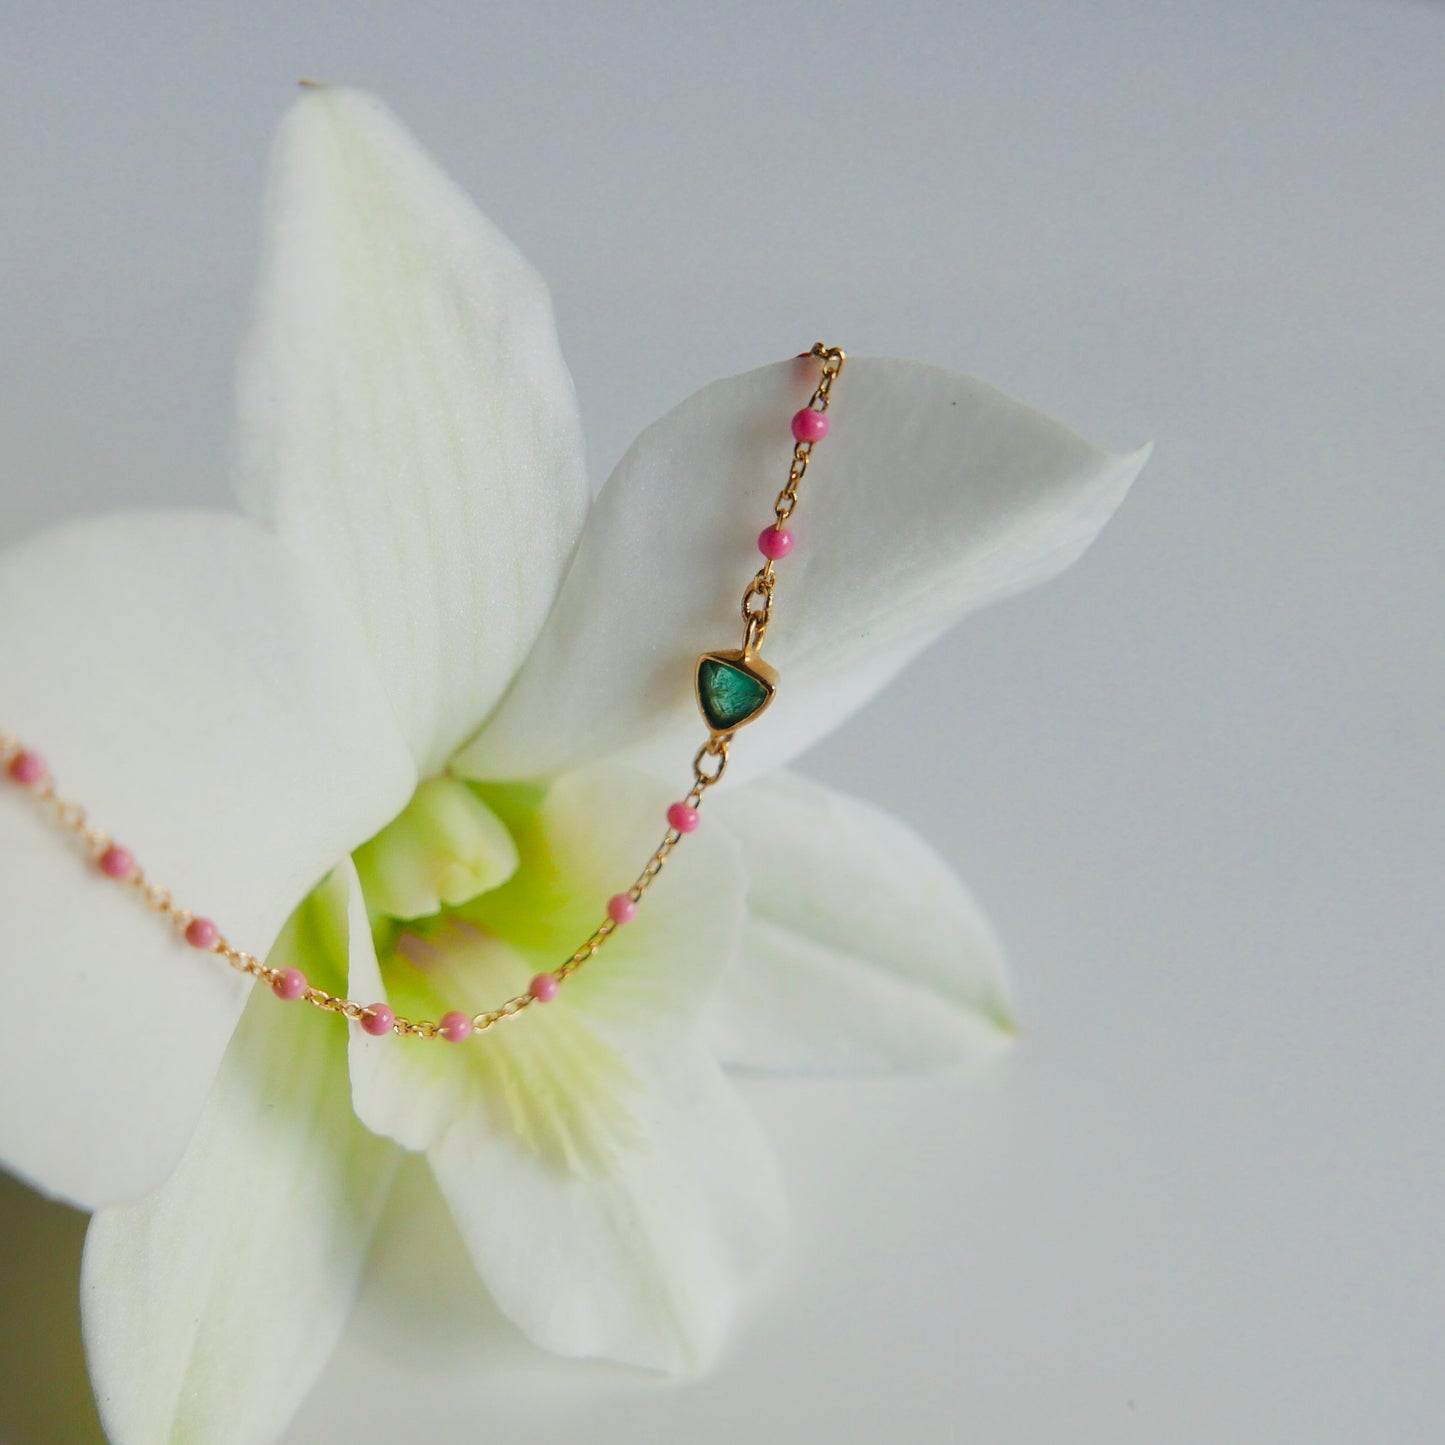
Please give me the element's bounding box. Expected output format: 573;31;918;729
0;344;845;1044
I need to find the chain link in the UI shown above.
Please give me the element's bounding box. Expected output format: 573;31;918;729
743;341;844;654
0;345;845;1045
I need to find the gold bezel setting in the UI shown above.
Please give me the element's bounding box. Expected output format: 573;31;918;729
694;648;780;737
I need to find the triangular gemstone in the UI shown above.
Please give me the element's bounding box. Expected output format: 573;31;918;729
697;654;773;732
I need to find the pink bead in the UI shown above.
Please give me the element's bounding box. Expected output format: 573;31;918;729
607;893;638;924
361;1003;395;1036
272;966;307;1001
667;801;700;833
529;972;560;1003
6;750;47;786
185;916;219;949
99;845;135;879
791;408;829;443
439;1010;474;1043
758;526;794;560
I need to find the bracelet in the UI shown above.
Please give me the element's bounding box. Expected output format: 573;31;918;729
0;343;846;1046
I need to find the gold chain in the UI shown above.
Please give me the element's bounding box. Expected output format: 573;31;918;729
0;343;845;1044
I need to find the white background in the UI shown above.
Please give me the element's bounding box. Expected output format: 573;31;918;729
1;3;1442;1441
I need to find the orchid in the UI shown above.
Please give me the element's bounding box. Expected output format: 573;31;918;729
0;87;1147;1445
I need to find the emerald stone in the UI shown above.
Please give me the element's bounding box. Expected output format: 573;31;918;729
696;654;773;732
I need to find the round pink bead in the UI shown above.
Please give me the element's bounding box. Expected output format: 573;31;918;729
529;972;560;1003
791;408;829;443
667;801;701;833
361;1003;395;1037
758;526;794;560
6;750;47;786
607;893;638;924
272;966;307;1001
184;916;219;949
439;1010;473;1043
99;845;135;879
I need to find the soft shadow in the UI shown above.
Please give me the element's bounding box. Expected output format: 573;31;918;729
0;1170;107;1444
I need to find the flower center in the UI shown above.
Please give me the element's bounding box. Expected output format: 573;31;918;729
352;776;519;922
346;776;644;1173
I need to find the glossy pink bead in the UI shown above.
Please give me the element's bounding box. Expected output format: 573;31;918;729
607;893;638;924
529;972;560;1003
99;845;135;879
439;1010;473;1043
758;526;794;560
6;750;47;786
185;916;219;949
361;1003;395;1036
667;801;701;833
791;407;829;443
272;967;307;1001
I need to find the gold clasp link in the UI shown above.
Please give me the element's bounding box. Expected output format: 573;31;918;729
808;341;846;376
692;736;730;788
740;571;774;653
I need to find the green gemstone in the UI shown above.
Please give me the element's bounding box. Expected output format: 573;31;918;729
697;656;771;732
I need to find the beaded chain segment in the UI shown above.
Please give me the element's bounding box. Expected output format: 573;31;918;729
0;344;846;1045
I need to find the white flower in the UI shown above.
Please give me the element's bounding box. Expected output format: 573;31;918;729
0;87;1148;1444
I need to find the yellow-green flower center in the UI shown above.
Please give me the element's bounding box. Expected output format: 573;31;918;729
344;776;645;1173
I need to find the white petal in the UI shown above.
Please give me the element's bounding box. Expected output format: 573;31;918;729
0;511;414;1207
82;867;400;1445
429;1044;784;1376
707;771;1018;1072
346;765;776;1370
234;86;589;775
458;357;1149;784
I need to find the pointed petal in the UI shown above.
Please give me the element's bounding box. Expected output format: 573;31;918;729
707;772;1017;1072
458;357;1148;784
234;87;589;775
81;868;400;1445
0;511;414;1207
345;766;776;1371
